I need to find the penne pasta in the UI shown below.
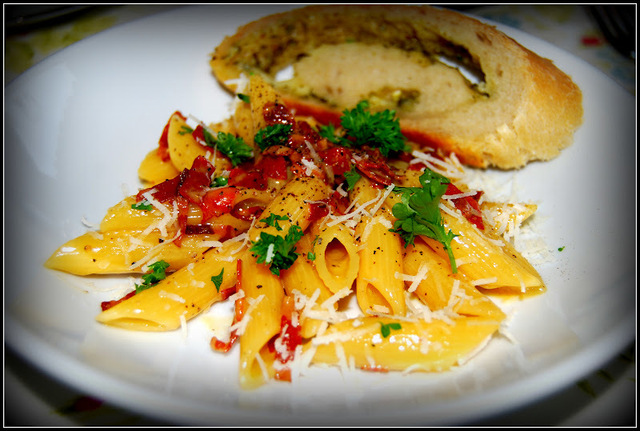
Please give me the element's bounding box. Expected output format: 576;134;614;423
247;176;330;243
309;315;502;373
351;179;406;316
425;202;545;293
309;221;360;294
401;238;506;320
44;229;222;275
96;238;244;331
138;148;180;186
280;234;337;338
236;251;285;389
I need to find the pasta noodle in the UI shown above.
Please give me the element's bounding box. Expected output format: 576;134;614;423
45;74;548;389
309;221;360;294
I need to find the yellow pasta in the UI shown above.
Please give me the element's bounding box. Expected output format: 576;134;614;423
309;316;502;373
236;251;285;389
401;238;506;320
248;74;283;143
166;111;211;172
280;234;336;338
247;176;330;243
44;230;222;275
351;178;406;316
309;221;360;294
425;202;545;293
138;148;180;186
230;75;256;148
96;238;244;331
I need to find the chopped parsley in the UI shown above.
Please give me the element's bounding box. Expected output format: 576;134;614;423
199;127;253;167
237;93;250;103
318;123;341;144
391;168;458;273
340;100;409;157
254;123;292;151
211;268;224;292
179;125;194;135
250;224;304;276
380;321;402;338
260;213;289;231
343;166;362;191
135;260;170;293
131;200;153;211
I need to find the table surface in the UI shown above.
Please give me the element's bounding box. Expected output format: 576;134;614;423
4;4;636;426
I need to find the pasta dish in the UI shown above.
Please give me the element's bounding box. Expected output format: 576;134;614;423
45;74;545;389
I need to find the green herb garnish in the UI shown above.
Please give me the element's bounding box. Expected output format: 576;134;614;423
131;200;153;211
179;125;194;135
250;225;304;276
254;123;292;151
237;93;250;103
340;100;409;157
135;260;170;293
318;123;341;144
380;322;402;338
200;127;253;167
391;168;458;273
343;166;362;191
211;268;224;292
260;213;289;231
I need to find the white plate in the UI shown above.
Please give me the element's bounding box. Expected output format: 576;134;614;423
5;5;636;425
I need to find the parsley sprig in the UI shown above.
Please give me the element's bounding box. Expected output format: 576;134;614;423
199;127;253;167
254;123;292;151
250;224;304;276
391;169;458;273
340;100;409;157
260;213;289;231
135;260;170;293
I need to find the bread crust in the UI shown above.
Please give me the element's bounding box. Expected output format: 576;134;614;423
210;5;583;169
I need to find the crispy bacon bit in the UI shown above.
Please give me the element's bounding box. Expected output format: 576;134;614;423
355;157;398;187
100;290;136;312
200;187;239;221
263;102;295;126
319;146;353;178
445;183;485;231
307;200;330;223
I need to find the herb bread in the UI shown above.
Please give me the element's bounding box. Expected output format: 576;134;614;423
210;5;583;169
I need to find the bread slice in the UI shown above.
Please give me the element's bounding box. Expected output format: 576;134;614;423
210;5;583;169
